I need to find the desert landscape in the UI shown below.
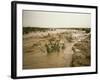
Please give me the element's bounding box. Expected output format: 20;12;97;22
23;27;91;69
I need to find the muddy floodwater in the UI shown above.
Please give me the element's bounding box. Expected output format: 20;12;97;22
23;28;91;69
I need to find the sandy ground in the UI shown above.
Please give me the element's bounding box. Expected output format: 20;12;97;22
23;29;87;69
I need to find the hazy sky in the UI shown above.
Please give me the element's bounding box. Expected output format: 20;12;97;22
22;10;91;28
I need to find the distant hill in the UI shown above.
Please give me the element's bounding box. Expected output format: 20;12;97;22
23;27;90;34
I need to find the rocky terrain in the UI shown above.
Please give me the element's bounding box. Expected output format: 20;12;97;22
71;34;91;67
23;28;91;69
